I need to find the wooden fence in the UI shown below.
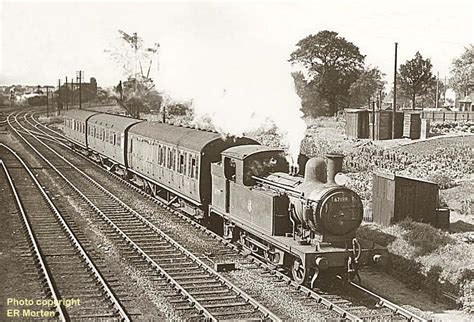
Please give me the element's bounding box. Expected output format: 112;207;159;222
421;111;474;122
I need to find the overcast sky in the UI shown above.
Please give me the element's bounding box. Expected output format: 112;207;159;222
1;0;473;88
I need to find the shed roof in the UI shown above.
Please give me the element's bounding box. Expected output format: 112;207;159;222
129;121;228;152
63;109;99;122
88;113;142;132
374;171;438;186
221;145;283;160
344;108;369;113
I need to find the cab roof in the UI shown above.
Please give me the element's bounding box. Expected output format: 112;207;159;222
221;144;283;160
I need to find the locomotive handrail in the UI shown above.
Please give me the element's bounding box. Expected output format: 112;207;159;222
251;175;305;198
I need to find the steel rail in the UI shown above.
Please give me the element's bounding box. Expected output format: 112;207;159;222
0;156;68;322
12;112;282;321
348;280;427;322
6;116;131;322
26;111;371;321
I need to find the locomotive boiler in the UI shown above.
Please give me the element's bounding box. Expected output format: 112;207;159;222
209;145;384;286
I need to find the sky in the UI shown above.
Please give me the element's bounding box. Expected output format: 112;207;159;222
1;0;472;161
1;0;472;88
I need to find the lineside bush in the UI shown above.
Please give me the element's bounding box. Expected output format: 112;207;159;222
398;219;455;256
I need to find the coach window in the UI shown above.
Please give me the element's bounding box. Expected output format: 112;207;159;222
113;133;117;145
179;153;185;174
194;158;199;178
167;148;171;169
172;149;176;170
184;152;188;175
158;145;162;165
190;157;196;179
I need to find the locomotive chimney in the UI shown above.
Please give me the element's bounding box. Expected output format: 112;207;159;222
326;153;344;184
304;158;327;183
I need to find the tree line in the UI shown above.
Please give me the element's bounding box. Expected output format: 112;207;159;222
290;30;473;116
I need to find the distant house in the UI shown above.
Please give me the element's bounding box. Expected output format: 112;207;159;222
456;77;474;112
382;91;412;110
458;94;473;112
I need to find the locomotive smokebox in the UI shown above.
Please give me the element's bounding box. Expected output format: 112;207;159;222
326;153;344;184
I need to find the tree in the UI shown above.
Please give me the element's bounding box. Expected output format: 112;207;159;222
349;66;385;108
398;52;436;109
291;71;328;117
449;45;474;98
289;30;365;115
423;79;446;108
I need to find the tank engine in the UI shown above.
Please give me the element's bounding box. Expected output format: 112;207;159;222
209;145;384;287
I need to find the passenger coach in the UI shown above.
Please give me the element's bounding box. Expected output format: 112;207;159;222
87;113;142;169
63;110;99;148
127;122;256;217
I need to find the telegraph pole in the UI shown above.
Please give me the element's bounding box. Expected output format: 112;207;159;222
65;77;68;110
10;89;14;108
45;86;54;117
76;70;83;109
58;79;61;115
392;42;398;139
71;77;74;107
435;71;439;109
372;101;376;140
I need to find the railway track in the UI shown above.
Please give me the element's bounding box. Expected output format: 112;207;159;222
8;112;282;320
15;110;427;320
0;144;130;321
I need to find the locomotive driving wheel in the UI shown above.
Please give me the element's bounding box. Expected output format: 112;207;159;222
291;258;308;285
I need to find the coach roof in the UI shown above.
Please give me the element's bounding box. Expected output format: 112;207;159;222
63;109;99;122
88;113;142;132
129;121;228;151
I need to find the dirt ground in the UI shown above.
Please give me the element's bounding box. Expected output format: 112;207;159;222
359;267;472;321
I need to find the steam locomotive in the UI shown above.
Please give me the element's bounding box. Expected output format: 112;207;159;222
63;109;384;287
